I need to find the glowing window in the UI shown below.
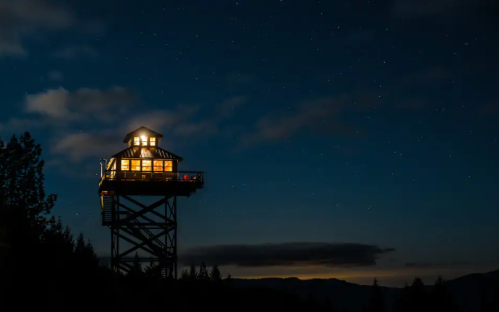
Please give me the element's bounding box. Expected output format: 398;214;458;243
131;160;141;171
153;160;163;171
134;137;140;146
150;137;156;146
164;160;173;172
141;136;148;146
142;160;152;171
121;159;129;171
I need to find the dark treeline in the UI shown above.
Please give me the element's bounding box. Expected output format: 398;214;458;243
0;132;498;312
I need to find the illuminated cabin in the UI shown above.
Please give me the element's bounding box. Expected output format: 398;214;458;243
98;126;204;278
99;126;204;197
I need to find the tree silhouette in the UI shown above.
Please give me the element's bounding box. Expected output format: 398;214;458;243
394;282;411;312
394;278;428;312
144;258;156;276
0;133;58;301
189;263;198;281
199;262;209;281
430;276;459;312
0;133;56;214
364;278;385;312
180;269;189;280
128;252;143;277
209;264;222;282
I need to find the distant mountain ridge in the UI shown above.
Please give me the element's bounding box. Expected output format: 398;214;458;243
228;269;499;312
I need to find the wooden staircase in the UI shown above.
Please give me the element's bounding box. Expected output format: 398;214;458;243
101;194;113;225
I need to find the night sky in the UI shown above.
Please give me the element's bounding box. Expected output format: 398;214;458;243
0;0;498;287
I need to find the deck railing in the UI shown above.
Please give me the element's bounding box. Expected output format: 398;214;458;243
99;170;204;186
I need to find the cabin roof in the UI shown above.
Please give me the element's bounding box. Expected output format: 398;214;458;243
111;146;183;162
123;126;164;143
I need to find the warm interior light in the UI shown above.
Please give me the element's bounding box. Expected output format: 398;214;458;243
131;160;140;171
153;160;163;171
142;160;152;171
164;160;173;171
121;159;130;171
141;135;148;146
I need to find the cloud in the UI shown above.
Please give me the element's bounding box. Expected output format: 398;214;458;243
52;131;123;162
216;96;247;119
3;91;245;164
241;96;365;146
127;95;247;138
0;117;50;135
53;45;99;59
180;242;395;268
127;105;201;132
0;0;77;55
25;86;136;122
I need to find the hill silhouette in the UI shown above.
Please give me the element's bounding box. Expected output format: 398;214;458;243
224;270;499;312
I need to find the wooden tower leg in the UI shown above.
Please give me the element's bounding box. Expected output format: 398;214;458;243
108;194;178;278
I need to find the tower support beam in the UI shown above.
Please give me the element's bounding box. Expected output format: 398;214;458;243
107;193;178;279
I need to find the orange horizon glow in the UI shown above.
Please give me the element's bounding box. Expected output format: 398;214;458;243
213;263;499;287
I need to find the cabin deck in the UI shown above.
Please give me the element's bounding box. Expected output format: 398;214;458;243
98;171;204;196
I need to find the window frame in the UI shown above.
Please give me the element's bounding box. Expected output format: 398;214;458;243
131;159;141;171
153;160;163;171
164;160;173;172
121;159;130;171
142;159;152;171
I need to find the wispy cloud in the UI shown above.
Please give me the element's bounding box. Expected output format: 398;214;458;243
1;90;247;165
0;0;99;56
181;242;395;268
52;131;124;162
240;96;366;147
24;87;136;122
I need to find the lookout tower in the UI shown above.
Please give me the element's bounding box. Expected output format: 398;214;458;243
98;126;204;278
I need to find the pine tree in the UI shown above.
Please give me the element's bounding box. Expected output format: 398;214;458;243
199;262;209;281
189;263;198;281
0;133;58;307
209;265;222;282
128;252;143;277
431;276;459;312
180;269;189;280
394;282;411;312
144;258;156;277
365;278;385;312
0;133;57;292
